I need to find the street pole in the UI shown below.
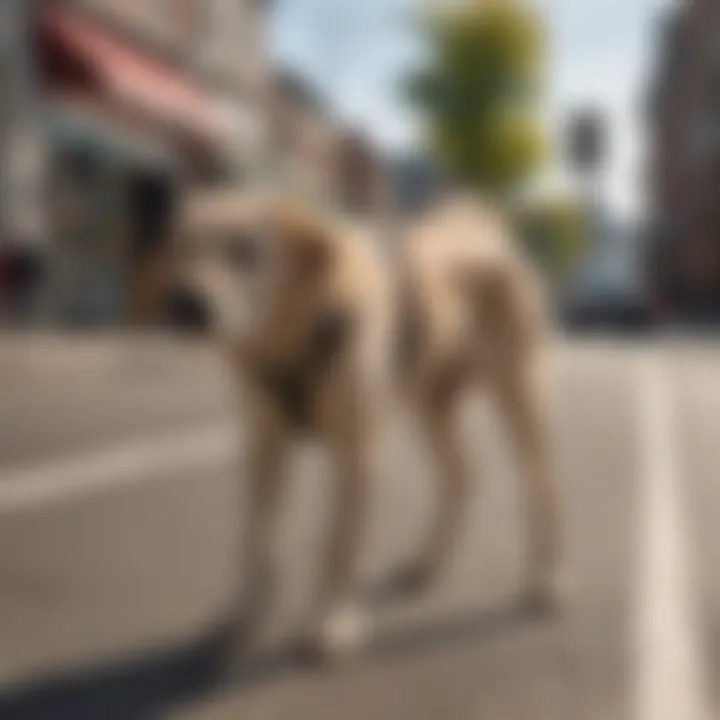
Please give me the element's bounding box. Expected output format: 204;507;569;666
0;0;46;248
0;0;50;326
566;108;608;252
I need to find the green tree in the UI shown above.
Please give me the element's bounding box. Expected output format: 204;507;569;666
408;0;546;197
517;197;589;280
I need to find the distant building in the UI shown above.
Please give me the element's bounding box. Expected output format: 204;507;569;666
335;128;391;225
1;0;272;326
648;0;720;317
268;69;395;230
268;68;339;204
391;152;447;218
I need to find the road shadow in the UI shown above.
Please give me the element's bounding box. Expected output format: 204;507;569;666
0;598;550;719
370;598;541;661
0;621;238;720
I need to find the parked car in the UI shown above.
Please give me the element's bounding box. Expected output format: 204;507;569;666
561;283;655;330
559;231;655;331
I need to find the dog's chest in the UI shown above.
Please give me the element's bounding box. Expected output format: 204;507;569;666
257;365;318;431
253;308;354;432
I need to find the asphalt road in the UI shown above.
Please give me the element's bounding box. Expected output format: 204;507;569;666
0;336;717;720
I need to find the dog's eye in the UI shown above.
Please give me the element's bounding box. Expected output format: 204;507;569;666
225;234;262;270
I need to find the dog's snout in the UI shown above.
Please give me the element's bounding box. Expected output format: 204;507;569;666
168;285;211;332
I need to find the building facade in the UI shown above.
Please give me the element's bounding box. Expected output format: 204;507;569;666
268;69;340;204
649;0;720;317
335;128;390;222
1;0;272;326
267;70;393;237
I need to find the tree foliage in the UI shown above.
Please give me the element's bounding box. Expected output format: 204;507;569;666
408;0;546;196
517;197;589;280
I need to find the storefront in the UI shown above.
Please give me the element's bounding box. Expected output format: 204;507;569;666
33;4;229;327
0;1;47;324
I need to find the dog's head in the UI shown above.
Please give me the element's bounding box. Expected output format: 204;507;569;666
169;189;335;348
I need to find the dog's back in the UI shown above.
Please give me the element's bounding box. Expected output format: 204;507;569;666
397;194;548;400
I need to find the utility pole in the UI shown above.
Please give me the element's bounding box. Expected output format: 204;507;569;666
0;0;46;248
566;108;609;250
0;0;48;324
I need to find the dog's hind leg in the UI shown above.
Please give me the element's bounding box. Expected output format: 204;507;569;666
492;356;563;614
392;381;471;597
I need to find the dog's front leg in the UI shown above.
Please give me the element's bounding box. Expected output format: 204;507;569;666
493;356;563;614
234;402;289;654
307;399;376;663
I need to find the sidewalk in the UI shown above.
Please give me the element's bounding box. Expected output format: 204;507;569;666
0;333;219;387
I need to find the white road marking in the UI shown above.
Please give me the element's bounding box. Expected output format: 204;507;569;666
635;353;709;720
0;423;239;513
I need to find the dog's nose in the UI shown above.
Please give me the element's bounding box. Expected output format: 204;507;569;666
168;285;211;332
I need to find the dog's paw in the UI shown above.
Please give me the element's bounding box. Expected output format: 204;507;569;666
519;573;568;618
212;614;257;674
296;604;369;667
385;559;438;600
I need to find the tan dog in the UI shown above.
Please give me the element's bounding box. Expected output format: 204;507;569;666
171;189;561;661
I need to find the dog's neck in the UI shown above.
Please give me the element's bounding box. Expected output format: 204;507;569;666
244;307;355;431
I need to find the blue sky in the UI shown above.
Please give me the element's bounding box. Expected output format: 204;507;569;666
272;0;672;219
